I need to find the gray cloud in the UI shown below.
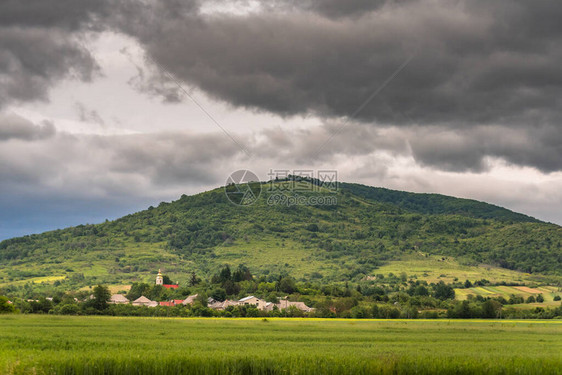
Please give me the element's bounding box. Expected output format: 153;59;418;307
0;0;112;108
0;27;99;108
251;121;562;173
75;102;105;126
0;0;111;30
0;124;235;240
115;0;562;125
1;0;562;171
408;125;562;173
107;0;562;172
2;0;561;172
122;48;186;104
95;132;241;186
0;123;241;203
261;0;395;18
0;113;56;141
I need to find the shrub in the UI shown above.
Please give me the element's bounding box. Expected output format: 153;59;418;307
0;296;16;314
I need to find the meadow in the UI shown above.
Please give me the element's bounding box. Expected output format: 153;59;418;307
1;316;561;374
374;254;544;284
455;285;561;305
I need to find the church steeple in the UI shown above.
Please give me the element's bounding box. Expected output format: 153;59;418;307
156;269;163;285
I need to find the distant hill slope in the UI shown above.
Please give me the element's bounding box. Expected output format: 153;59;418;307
341;183;539;222
0;180;560;288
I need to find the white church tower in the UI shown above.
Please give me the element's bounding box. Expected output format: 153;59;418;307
156;269;163;285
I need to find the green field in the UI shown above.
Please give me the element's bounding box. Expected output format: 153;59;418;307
455;285;562;305
371;253;545;284
1;316;561;374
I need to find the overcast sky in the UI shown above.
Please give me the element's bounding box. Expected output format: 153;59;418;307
1;0;562;240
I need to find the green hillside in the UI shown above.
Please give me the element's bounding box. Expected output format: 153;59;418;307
342;183;539;222
0;179;560;290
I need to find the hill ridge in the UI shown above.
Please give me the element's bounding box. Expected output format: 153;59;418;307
340;182;540;223
0;180;560;289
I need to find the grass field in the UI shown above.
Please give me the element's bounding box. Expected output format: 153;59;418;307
373;254;542;284
1;316;561;374
455;285;562;305
0;275;66;287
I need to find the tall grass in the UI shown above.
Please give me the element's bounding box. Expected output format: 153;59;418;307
1;316;561;374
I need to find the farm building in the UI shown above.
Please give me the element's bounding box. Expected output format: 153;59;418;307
132;296;157;307
109;294;129;304
238;296;269;310
182;294;199;305
272;299;314;312
157;300;186;307
204;296;313;312
208;299;240;310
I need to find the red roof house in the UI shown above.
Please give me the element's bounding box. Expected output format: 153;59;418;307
159;301;175;307
163;284;179;289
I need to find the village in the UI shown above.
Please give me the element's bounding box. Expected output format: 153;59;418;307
108;270;314;313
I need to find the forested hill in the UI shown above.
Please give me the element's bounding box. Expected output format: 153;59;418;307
341;183;539;222
0;180;560;288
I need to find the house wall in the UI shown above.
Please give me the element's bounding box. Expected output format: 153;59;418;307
241;297;268;310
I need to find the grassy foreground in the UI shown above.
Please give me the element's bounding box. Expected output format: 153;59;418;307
1;316;561;374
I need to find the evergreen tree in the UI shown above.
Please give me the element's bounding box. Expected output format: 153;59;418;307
190;272;200;286
91;285;110;311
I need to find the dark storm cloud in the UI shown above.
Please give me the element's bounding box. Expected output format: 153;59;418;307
0;0;111;30
261;0;394;18
111;0;562;172
122;0;562;126
0;0;112;108
2;0;562;173
409;125;562;173
0;27;99;107
251;122;562;173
